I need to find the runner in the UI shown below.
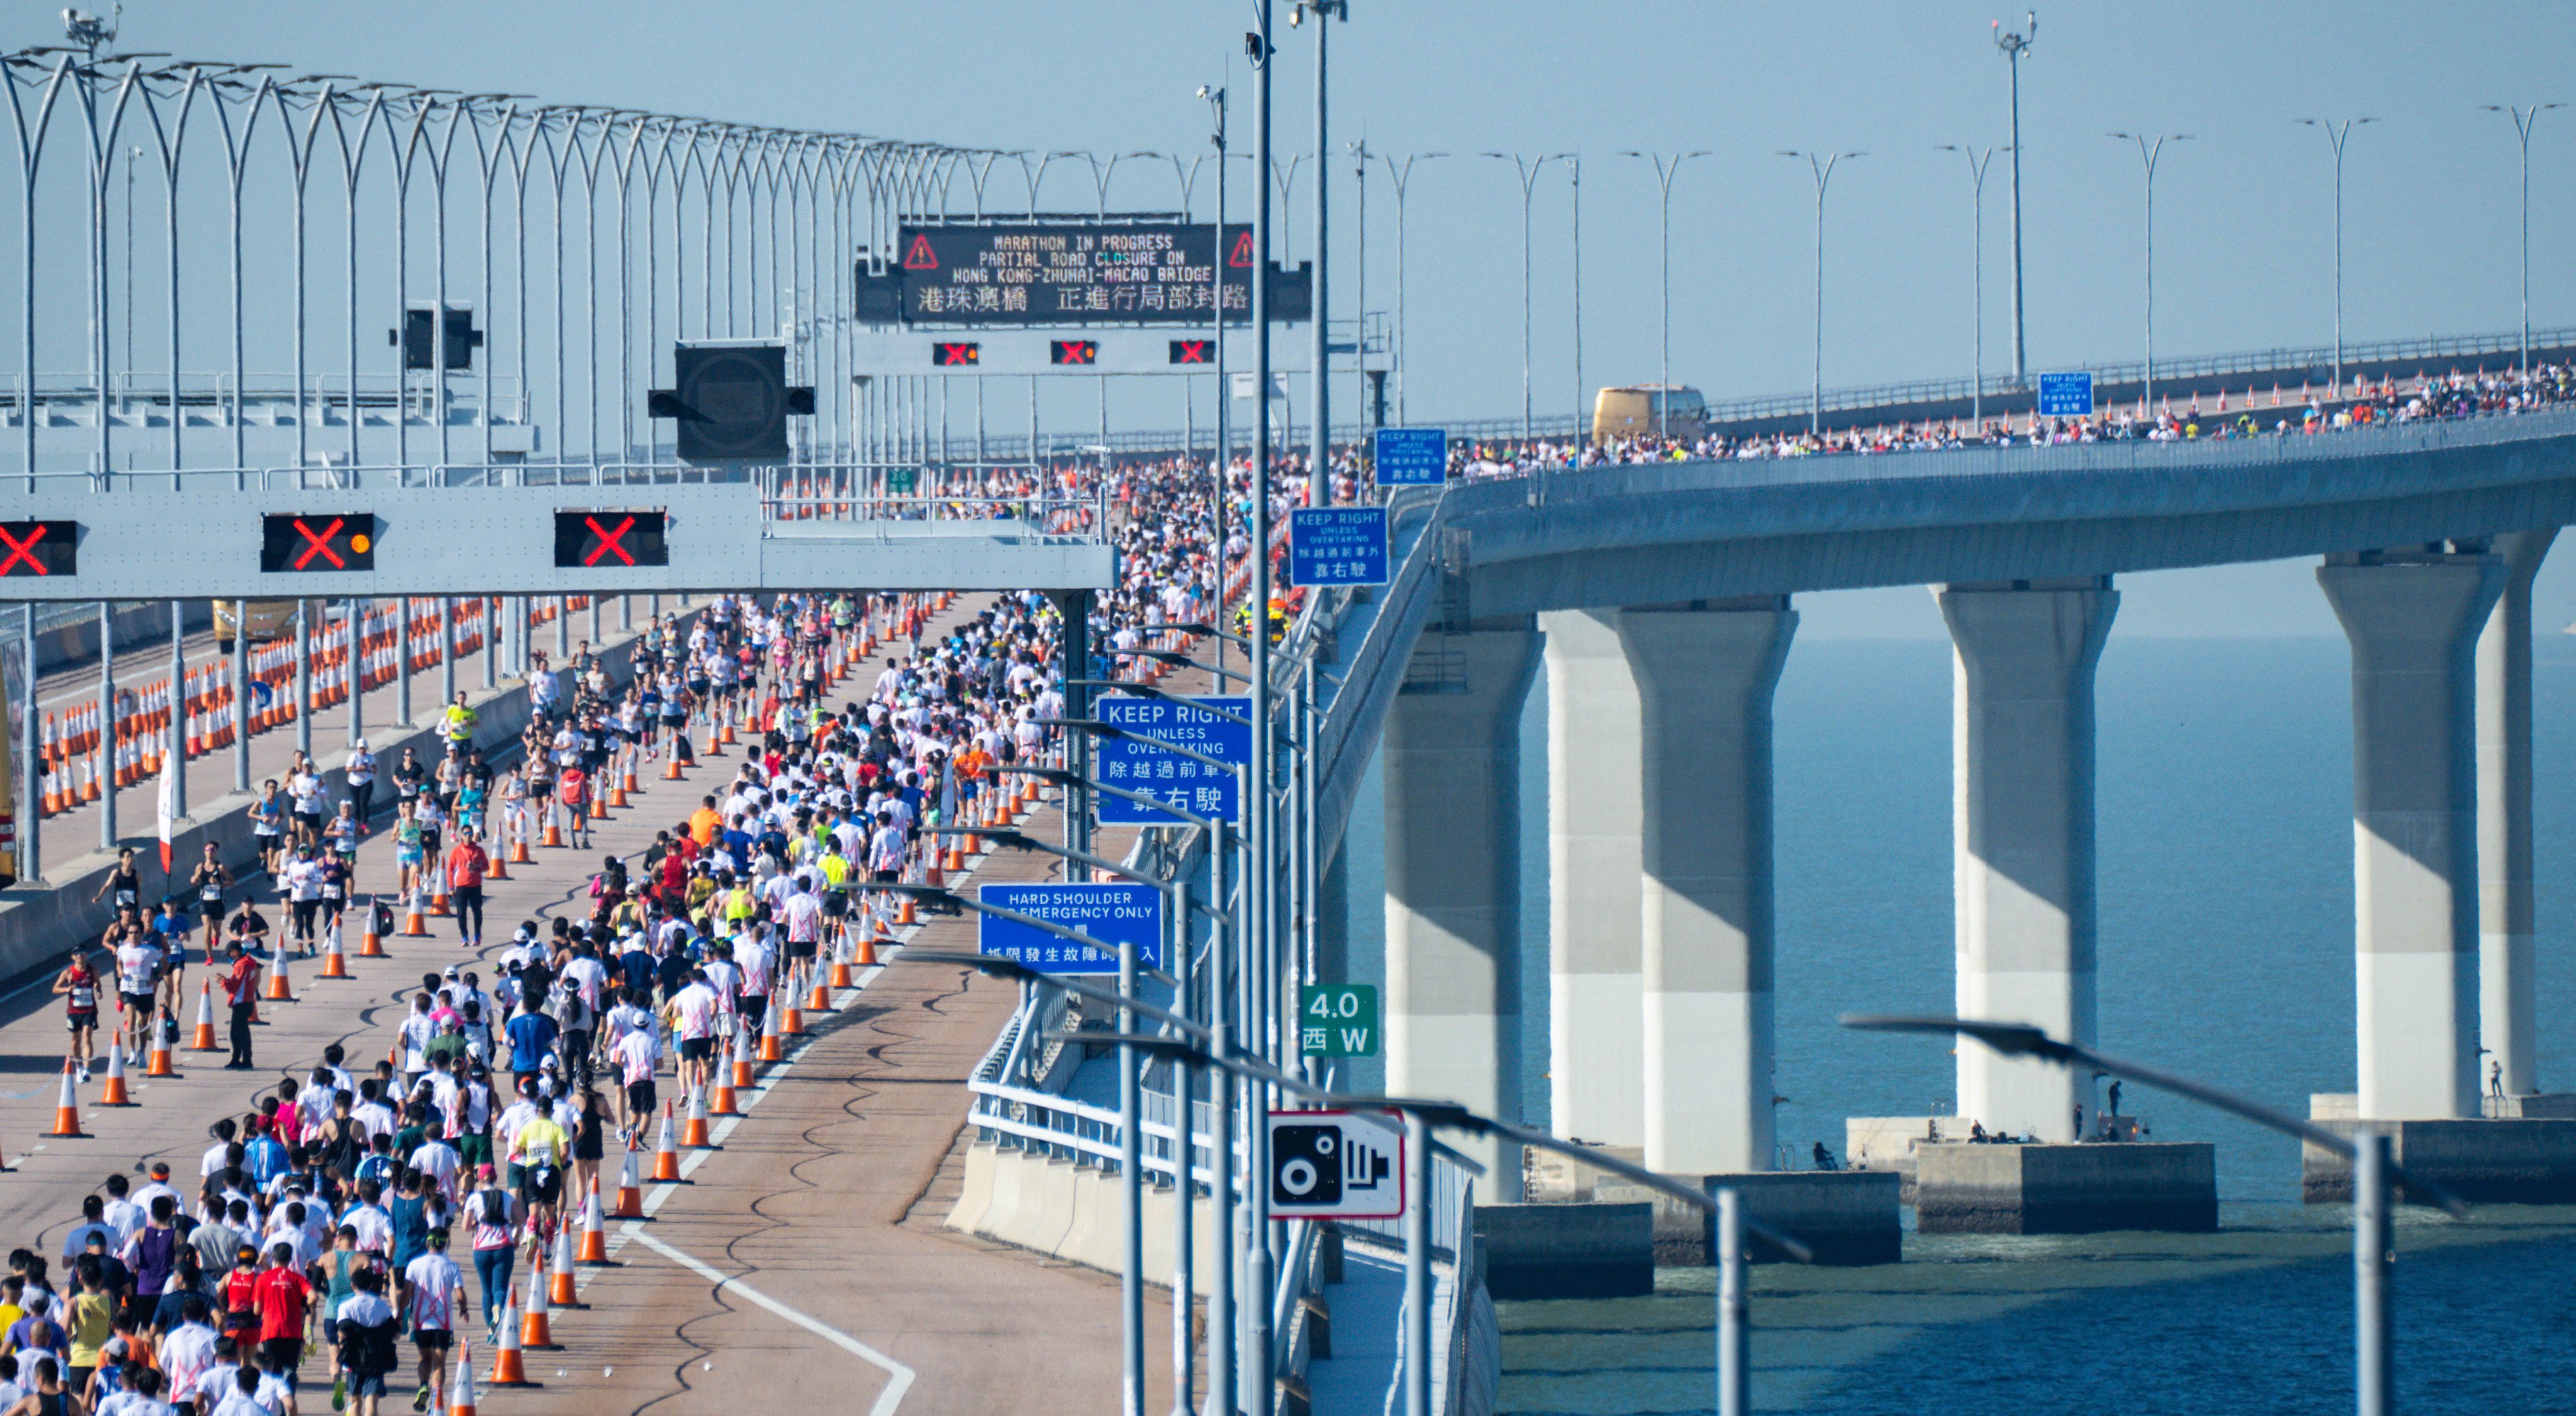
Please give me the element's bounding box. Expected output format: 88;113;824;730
50;948;102;1083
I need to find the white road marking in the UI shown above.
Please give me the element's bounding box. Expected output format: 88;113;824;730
624;1227;917;1416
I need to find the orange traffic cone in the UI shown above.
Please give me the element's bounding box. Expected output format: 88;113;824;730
145;1027;176;1078
484;1296;538;1387
188;981;217;1051
781;996;805;1037
663;755;684;781
47;1059;83;1137
757;996;783;1062
708;1057;738;1117
318;925;349;979
430;885;450;917
518;1266;559;1349
484;843;508;882
829;932;855;987
97;1042;133;1106
547;1222;583;1308
612;1145;647;1219
575;1181;613;1264
542;817;564;849
401;893;429;937
622;762;640;794
359;904;387;957
649;1102;683;1182
728;1023;754;1090
509;832;532;864
264;948;294;1002
451;1341;482;1416
681;1087;713;1148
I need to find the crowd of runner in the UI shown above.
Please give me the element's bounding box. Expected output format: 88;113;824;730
1420;360;2576;474
4;575;1172;1416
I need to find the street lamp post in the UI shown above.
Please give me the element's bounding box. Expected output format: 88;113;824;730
1995;11;2036;383
1039;715;1257;1416
2297;117;2377;396
1292;0;1342;506
2107;131;2188;422
1479;152;1566;442
1378;153;1444;428
1561;153;1582;462
1616;151;1707;439
1936;143;2003;428
1844;1014;2463;1416
1778;149;1863;437
2480;104;2560;374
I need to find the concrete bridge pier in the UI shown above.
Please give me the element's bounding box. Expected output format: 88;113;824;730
1939;578;2118;1144
2297;548;2576;1205
1385;618;1540;1196
2317;547;2506;1121
2477;530;2556;1100
1540;610;1644;1150
1616;599;1796;1176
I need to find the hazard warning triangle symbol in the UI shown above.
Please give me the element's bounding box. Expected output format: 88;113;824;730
1227;230;1256;268
903;235;939;270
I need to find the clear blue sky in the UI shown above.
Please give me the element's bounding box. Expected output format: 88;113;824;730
55;0;2576;635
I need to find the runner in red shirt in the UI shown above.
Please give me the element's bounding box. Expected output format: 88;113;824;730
250;1242;315;1383
443;833;491;949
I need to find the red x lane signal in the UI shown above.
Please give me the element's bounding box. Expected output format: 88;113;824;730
260;514;376;573
1169;339;1213;365
0;520;76;577
934;342;981;367
1051;340;1099;366
554;510;669;569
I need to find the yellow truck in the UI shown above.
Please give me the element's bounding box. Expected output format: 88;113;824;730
214;599;300;651
1592;384;1705;443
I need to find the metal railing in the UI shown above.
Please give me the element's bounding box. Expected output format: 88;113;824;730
967;323;2576;457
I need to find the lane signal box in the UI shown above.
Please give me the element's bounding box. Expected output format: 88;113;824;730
260;513;376;573
0;520;77;577
554;511;670;569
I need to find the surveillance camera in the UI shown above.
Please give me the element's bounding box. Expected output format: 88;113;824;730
1196;86;1209;98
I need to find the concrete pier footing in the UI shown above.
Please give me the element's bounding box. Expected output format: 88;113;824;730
1914;1142;2217;1234
2302;1095;2576;1203
1524;1148;1900;1266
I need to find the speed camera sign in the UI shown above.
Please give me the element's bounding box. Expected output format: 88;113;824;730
1267;1110;1405;1220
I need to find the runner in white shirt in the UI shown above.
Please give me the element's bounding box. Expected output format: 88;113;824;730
669;974;720;1093
400;1234;465;1412
408;1134;462;1202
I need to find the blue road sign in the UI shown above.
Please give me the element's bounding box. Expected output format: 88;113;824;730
1096;694;1248;826
2036;371;2095;418
977;882;1164;974
1373;428;1447;486
1288;506;1389;588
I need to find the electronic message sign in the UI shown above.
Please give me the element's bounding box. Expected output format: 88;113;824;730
895;223;1255;326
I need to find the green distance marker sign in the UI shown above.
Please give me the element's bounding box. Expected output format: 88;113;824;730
1298;983;1379;1058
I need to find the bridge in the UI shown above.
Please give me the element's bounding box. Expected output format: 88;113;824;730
1291;404;2576;1200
